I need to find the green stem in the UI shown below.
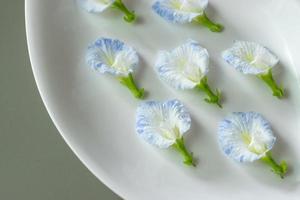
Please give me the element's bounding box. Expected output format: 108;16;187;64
193;12;223;32
258;69;284;99
196;76;222;108
111;0;136;23
260;152;288;179
119;73;145;99
172;137;195;167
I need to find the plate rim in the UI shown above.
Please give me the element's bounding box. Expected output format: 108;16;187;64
25;0;123;199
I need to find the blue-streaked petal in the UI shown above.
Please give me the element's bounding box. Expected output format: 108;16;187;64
218;112;276;163
152;0;208;23
222;41;279;75
86;37;138;77
136;99;191;148
77;0;115;13
155;40;209;90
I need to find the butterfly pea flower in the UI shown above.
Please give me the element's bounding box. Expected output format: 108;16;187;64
78;0;136;23
136;99;195;166
218;112;288;178
152;0;223;32
222;41;284;99
86;37;145;99
155;40;222;108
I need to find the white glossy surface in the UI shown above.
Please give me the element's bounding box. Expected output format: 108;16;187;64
26;0;300;199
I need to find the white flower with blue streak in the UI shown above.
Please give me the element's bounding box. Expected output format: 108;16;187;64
77;0;114;13
222;41;279;75
152;0;223;32
77;0;136;22
155;40;222;108
222;41;284;98
136;99;195;166
218;112;288;178
86;37;145;99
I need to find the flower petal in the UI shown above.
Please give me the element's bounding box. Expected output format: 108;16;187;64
152;0;208;23
155;40;209;90
77;0;115;13
136;99;191;148
86;37;138;77
218;112;276;163
222;41;279;75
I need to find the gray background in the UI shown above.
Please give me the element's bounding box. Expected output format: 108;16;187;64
0;1;121;199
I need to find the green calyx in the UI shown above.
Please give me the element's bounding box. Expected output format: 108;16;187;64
195;76;222;108
119;73;145;99
258;69;284;99
172;137;196;167
111;0;136;23
260;152;288;179
193;12;224;32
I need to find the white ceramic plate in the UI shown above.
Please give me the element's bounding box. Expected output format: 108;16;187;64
26;0;300;199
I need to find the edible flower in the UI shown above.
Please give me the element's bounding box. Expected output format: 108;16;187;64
218;112;288;178
136;99;196;166
152;0;223;32
155;40;222;108
86;37;145;99
78;0;136;23
222;41;284;99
